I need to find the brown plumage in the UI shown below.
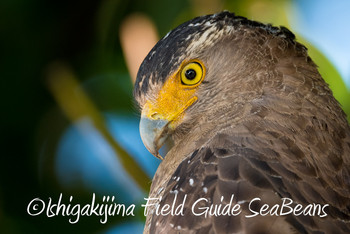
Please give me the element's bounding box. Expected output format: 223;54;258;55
134;12;350;233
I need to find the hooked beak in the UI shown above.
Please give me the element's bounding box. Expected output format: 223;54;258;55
139;116;170;160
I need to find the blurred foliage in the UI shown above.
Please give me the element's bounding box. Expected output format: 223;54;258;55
1;0;349;233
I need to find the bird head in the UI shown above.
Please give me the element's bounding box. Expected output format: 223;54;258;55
134;12;298;159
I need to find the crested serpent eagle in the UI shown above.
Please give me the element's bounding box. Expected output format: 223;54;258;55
133;12;350;234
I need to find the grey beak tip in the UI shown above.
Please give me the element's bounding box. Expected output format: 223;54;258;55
140;117;169;159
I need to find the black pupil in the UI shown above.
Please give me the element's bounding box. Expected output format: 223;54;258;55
185;69;196;80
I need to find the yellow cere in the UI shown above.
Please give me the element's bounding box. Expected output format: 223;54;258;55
142;59;206;127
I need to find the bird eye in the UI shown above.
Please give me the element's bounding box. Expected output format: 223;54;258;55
180;61;204;86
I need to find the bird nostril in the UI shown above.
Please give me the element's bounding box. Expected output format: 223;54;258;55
151;113;161;120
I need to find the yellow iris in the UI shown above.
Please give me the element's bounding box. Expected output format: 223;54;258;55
180;61;204;86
